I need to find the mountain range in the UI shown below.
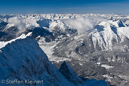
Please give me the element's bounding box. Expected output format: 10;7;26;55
0;14;129;86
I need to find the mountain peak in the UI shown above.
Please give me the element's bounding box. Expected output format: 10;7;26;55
59;61;85;85
117;20;125;27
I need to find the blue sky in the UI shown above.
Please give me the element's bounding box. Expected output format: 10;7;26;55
0;0;129;14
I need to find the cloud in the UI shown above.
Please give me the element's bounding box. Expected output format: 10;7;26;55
63;17;93;34
7;17;40;35
8;17;26;34
49;17;107;34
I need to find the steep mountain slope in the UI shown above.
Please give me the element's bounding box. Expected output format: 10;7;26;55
59;61;85;86
0;37;75;86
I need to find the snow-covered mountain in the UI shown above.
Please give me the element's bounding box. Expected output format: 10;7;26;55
0;14;129;86
0;34;109;86
0;36;74;86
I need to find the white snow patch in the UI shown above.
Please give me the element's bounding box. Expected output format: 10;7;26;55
117;27;129;39
101;64;114;69
5;23;15;28
97;62;101;66
79;63;83;66
118;75;129;80
0;32;32;49
38;40;57;59
102;74;113;82
49;20;65;31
